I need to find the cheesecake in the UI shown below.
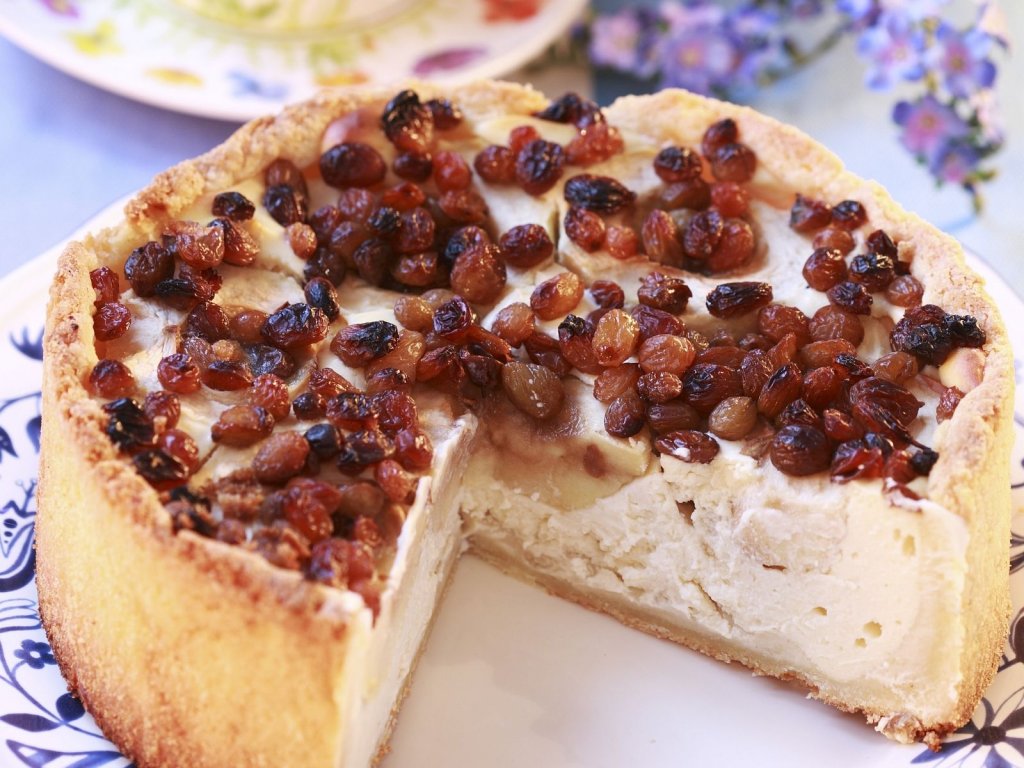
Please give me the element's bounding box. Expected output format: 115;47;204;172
39;81;1014;768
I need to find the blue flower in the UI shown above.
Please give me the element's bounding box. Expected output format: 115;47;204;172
927;24;997;99
929;140;980;185
913;695;1024;765
589;8;662;78
857;12;926;90
658;27;740;96
13;639;55;669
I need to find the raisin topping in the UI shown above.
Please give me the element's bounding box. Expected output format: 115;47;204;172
802;248;847;291
827;281;873;315
849;252;896;292
90;267;120;306
125;241;175;297
261;303;330;349
770;424;831;476
320;142;387;189
90;360;136;398
534;92;602;127
638;272;692;314
212;191;256;221
710;143;757;183
502;362;564;419
425;97;462;130
262;185;307;227
564;174;636;214
789;195;832;233
889;304;986;366
380;89;433;154
656;430;720;464
331;321;400;367
654;146;703;183
831;200;867;230
515;139;565;196
706;282;773;319
104;398;155;452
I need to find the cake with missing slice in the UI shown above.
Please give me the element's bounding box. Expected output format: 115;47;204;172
39;80;1013;767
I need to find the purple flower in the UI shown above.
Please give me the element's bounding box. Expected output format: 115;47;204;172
837;0;877;23
892;94;969;161
658;28;740;96
660;1;726;35
589;8;661;78
856;12;926;89
929;141;979;184
927;24;997;99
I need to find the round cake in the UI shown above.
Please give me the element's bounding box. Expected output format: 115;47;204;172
39;80;1013;767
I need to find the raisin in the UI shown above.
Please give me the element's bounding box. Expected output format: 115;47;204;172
564;174;636;214
167;222;225;269
305;423;343;459
394;427;434;471
426;97;462;130
450;245;507;304
642;210;683;266
637;371;683;404
937;386;963;422
262;185;306;227
823;408;864;442
212;190;255;221
565;123;625;166
849;252;896;292
202;359;253;391
656;430;720;464
433;296;475;341
696;346;747;369
351;238;393;286
866;229;898;259
827;281;873;315
156;428;199;472
261;303;329;349
124;241;174;297
245;344;295;379
515;139;565;196
631;304;685;341
606;225;640;260
589;309;638;367
393;152;433;182
872;351;919;384
331;321;400;367
681;363;744;414
535;93;602;127
320;142;387;189
777;398;822;430
253;433;310;485
910;447;939;475
293;392;327;421
849;376;923;441
531;272;583;321
90;267;120;306
94;302;132;341
710;182;750;218
653;146;702;183
832;200;867;230
638;272;691;314
144;390;181;428
158;353;202;394
757;363;802;418
212;217;260;266
556;315;601;374
701;119;738;157
371;388;418;432
247;373;292;421
104;397;155;452
705;282;773;319
708;396;758;440
647;401;702;434
89;359;135;398
802;248;847;291
491;302;535;347
381;89;433;154
502;362;564;419
885;275;924;308
133;450;188;491
660;179;711;211
809;306;864;345
265;158;308;195
682;209;723;261
770;424;830;476
287;223;318;260
706;218;755;272
593;364;641;403
590;280;625;309
638;334;695;375
830;439;885;482
498;223;554;269
890;305;985;366
437;189;489;224
789;195;832;233
798;339;857;369
605;392;646;438
710;143;757;183
184;301;231;342
812;227;855;256
304;277;341;321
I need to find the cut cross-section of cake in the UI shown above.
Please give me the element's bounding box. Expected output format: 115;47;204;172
39;81;1013;768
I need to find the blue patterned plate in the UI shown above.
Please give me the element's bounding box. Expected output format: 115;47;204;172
1;204;1022;767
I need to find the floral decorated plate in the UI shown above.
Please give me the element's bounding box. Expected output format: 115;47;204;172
1;202;1023;768
0;0;585;122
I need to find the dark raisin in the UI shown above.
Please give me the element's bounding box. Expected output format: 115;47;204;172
590;279;626;310
789;195;832;233
184;301;231;342
564;174;636;214
293;392;326;421
823;408;864;442
777;398;822;429
681;363;744;414
757;363;803;418
827;281;873;315
660;179;711;211
432;296;475;341
90;266;120;306
433;150;472;192
393;152;433;182
605;392;646;438
830;439;885;482
522;333;572;377
866;229;898;259
849;252;896;292
212;190;256;221
381;89;433;154
890;304;985;366
104;397;155;452
265;158;308;195
493;224;550;270
706;281;773;319
352;238;393;286
303;277;341;321
89;359;135;398
262;185;307;227
849;376;923;442
337;429;396;472
133;450;188;491
535;92;602;127
426;97;462;130
832;200;867;230
910;447;939;475
320;142;387;189
653;146;702;183
330;321;399;367
710;143;757;183
210;217;260;267
394;207;436;255
124;241;174;297
656;430;720;463
306;247;349;286
770;424;830;476
261;303;329;349
564;206;605;252
474;145;517;184
682;209;723;261
244;343;296;378
437;189;489;224
630;304;685;341
701;119;738;157
515;139;565;196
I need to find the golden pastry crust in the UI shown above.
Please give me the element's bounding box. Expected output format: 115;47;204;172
39;79;1013;767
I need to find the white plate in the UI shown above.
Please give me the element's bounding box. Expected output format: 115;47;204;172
1;203;1024;768
0;0;585;122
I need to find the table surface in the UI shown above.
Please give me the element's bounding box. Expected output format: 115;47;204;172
1;4;1021;289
